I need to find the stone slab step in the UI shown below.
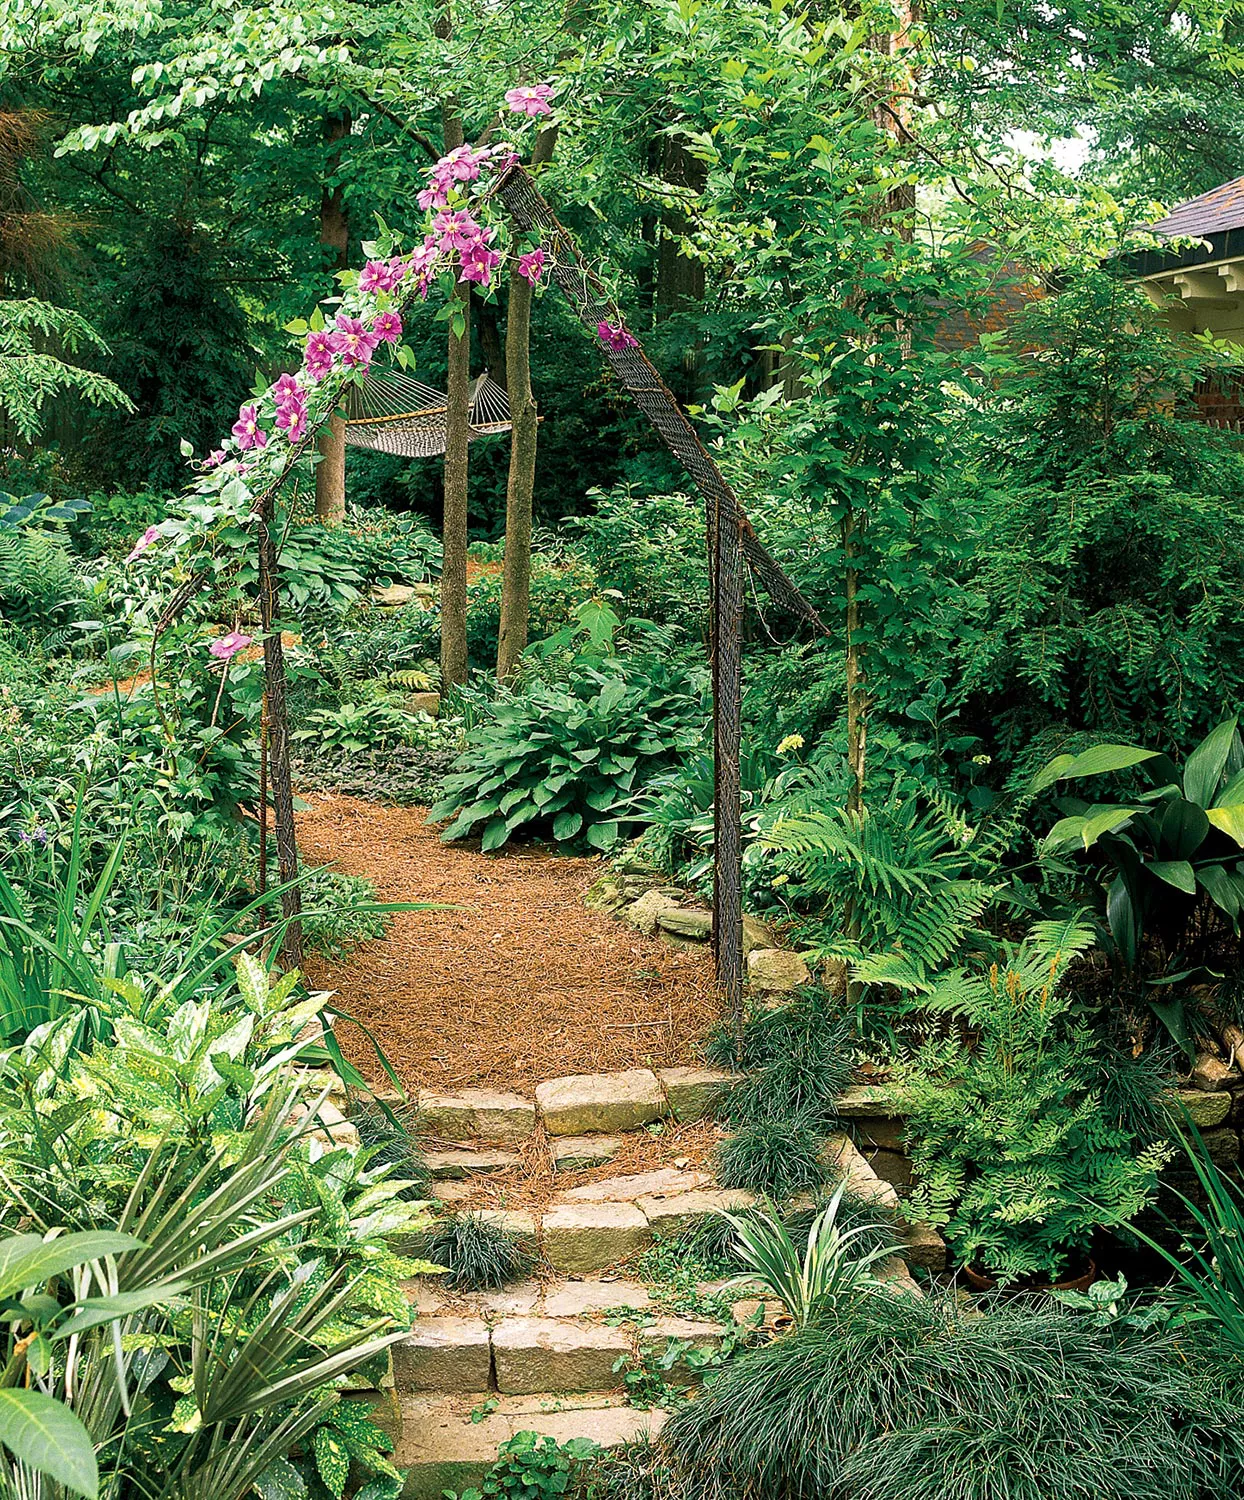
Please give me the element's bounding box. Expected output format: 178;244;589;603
492;1317;630;1395
396;1393;666;1500
552;1135;622;1172
425;1147;521;1180
418;1088;535;1144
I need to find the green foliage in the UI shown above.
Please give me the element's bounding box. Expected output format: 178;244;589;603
454;1432;599;1500
297;868;391;959
294;700;417;755
660;1289;1244;1500
421;1213;535;1292
290;743;462;808
571;486;704;633
706;989;855;1128
901;920;1168;1286
430;604;708;853
715;1117;828;1201
1130;1127;1244;1359
0;298;132;443
1036;717;1244;1048
718;1182;903;1328
950;272;1244;753
465;552;600;665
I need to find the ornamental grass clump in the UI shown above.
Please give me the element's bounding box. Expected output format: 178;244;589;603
714;1116;828;1200
707;989;855;1128
423;1212;535;1291
660;1290;1244;1500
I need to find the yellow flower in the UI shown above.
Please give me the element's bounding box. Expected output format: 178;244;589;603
776;733;804;756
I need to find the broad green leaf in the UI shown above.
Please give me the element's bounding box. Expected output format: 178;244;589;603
1077;806;1139;848
0;1389;98;1499
0;1233;142;1301
1184;718;1239;808
1148;996;1193;1061
1197;864;1244;920
1207;805;1244;847
585;820;620;850
254;1458;306;1500
1031;744;1156;794
479;818;510;852
1147;860;1196;895
1161;797;1210;858
553;810;583;841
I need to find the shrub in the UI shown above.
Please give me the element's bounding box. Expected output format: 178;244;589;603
660;1290;1244;1500
423;1212;535;1291
715;1117;828;1200
571;485;704;633
293;698;419;754
465;551;599;663
430;630;708;852
902;918;1169;1286
291;743;461;806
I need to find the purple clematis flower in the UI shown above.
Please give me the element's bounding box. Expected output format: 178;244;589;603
125;525;160;564
210;631;253;661
504;84;554;117
597;320;638;352
232;404;267;451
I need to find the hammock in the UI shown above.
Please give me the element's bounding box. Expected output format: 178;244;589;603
343;370;512;458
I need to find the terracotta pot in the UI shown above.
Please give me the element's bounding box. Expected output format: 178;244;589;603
963;1259;1097;1295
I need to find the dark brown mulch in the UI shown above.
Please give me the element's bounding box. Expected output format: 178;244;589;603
295;793;719;1095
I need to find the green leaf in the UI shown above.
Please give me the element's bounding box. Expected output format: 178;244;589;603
314;1427;350;1500
0;1389;98;1499
1184;718;1239;808
1031;744;1157;794
1076;806;1139;848
254;1458;307;1500
1147;860;1196;895
0;1232;142;1300
553;810;583;841
1207;805;1244;847
585;820;620;850
480;818;510;852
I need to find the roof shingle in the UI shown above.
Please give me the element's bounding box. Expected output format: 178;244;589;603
1151;176;1244;239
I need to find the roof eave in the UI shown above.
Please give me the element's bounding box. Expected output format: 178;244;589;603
1121;227;1244;279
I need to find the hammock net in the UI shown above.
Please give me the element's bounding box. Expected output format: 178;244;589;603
343;370;512;458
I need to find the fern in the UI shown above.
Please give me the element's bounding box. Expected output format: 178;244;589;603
0;528;79;630
0;298;133;442
762;797;1010;984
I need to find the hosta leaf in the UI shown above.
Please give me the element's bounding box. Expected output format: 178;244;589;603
585;820;620;850
1031;744;1157;794
553;810;583;841
480;817;510;852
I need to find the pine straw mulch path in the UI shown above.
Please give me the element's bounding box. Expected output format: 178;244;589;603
294;793;719;1097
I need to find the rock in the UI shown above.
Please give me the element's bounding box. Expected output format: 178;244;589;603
474;1210;538;1241
620;890;682;936
638;1187;757;1237
288;1097;360;1152
541;1203;652;1274
746;948;811;992
429;1181;475;1207
584;876;627;914
492;1318;631;1395
656;908;713;940
824;1133;901;1208
553;1135;622;1172
371;583;416;606
850;1116;907;1153
836;1083;905;1119
820;955;849;997
741;914;777;954
536;1070;666;1136
862;1149;913;1191
900;1220;947;1272
657;1066;740;1123
451;1284;542;1318
1191;1052;1235;1092
403;691;441;718
559;1168;711;1203
1201;1127;1240;1168
418;1088;535;1144
392;1317;491;1393
1165;1087;1232;1128
543;1281;652;1317
424;1148;520;1180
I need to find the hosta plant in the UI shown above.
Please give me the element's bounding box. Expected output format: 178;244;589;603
430;646;707;852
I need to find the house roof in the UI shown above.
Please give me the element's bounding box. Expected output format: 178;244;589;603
1151;176;1244;240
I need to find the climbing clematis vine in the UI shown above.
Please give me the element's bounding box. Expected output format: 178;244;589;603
231;404;267;451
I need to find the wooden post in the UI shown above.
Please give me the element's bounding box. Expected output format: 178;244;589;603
257;506;303;966
711;488;745;1025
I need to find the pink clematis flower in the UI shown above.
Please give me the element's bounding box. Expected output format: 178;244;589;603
202;448;228;470
359;259;398;293
304;329;337;381
125;525;160;564
209;630;253;661
443;144;486;181
433;209;486;254
516;248;546;285
597;320;638;352
333;314;380;369
504;83;554;117
458;240;503;287
231;404;268;451
372;310;402;344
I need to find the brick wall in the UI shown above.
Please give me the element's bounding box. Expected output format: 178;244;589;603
1193;376;1244;430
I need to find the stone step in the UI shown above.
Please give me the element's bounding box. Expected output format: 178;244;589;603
396;1393;666;1500
424;1147;521;1180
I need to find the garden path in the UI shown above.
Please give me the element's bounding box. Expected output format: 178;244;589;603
294;794;716;1095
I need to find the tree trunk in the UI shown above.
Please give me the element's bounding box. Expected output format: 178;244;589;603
439;81;471;690
316;110;350;525
843;504;865;819
496;125;558;683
